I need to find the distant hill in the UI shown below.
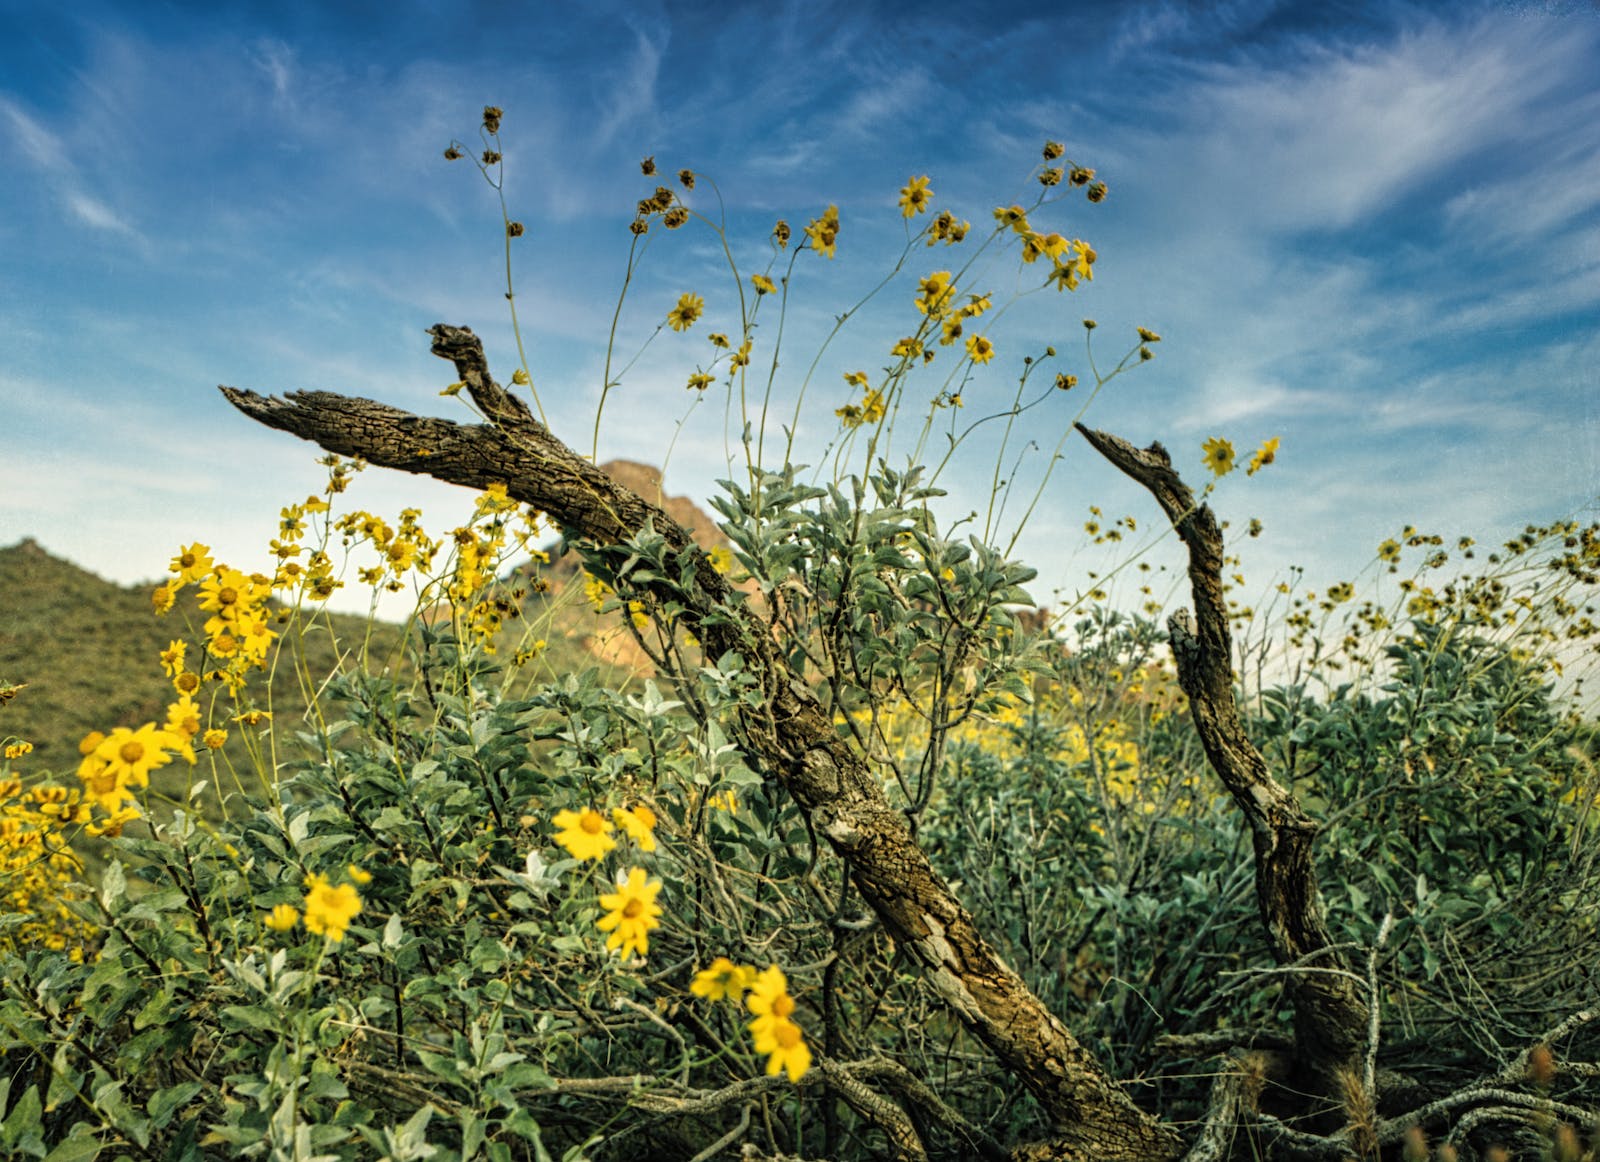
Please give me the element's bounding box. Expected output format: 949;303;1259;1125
0;461;730;782
0;536;410;781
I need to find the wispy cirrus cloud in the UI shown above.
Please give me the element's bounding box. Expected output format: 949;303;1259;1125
0;93;149;247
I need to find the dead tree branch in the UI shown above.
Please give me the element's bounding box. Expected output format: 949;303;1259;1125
1076;424;1369;1097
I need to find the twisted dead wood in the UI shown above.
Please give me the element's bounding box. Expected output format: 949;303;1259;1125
1075;423;1369;1098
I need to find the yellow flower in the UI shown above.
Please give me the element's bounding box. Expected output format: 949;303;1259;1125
687;372;714;391
859;389;886;424
151;583;177;615
966;335;995;364
198;567;256;620
265;904;300;932
804;205;840;259
708;788;739;812
169;543;214;585
731;339;752;369
1202;437;1237;477
751;273;776;295
93;724;179;790
348;864;373;885
843;370;870;389
745;965;811;1080
173;670;201;696
708;332;730;349
746;964;799;1042
202;728;227;750
511;368;532;386
302;874;362;942
898;174;933;218
85;803;141;837
552;807;616;861
596;866;663;958
612;805;658;852
440;381;466;397
4;741;33;760
165;695;202;747
761;1018;812;1083
992;204;1030;233
708;546;734;575
691;957;756;1001
891;337;923;359
1246;436;1280;476
915;271;954;317
233;710;273;727
1378;538;1402;564
1137;327;1161;343
667;292;705;332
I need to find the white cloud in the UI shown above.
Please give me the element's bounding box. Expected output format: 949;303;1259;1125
64;190;137;235
250;38;296;108
0;97;65;172
1132;13;1588;235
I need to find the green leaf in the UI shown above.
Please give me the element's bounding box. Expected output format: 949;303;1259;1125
147;1082;203;1129
42;1130;102;1162
1;1084;43;1155
99;861;126;912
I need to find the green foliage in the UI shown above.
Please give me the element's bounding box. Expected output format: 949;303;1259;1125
6;107;1599;1161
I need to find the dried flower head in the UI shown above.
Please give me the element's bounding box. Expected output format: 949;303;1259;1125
629;219;648;236
482;150;501;166
1043;141;1065;160
640;156;656;176
1086;181;1108;203
678;168;695;189
773;220;791;249
1528;1043;1556;1087
507;221;525;238
1039;167;1063;187
663;206;689;229
443;145;463;161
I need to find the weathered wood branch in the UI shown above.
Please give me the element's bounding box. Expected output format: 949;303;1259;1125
1075;423;1369;1096
222;325;1184;1162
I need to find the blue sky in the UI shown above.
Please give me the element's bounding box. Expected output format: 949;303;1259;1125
3;0;1597;625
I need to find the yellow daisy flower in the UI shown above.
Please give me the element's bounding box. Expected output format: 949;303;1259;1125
302;874;362;942
691;957;756;1002
898;174;933;218
552;807;616;861
666;293;704;332
1202;437;1237;477
265;904;300;932
596;866;663;958
612;805;658;852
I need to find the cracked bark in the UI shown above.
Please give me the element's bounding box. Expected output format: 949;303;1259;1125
1076;423;1369;1099
220;324;1184;1162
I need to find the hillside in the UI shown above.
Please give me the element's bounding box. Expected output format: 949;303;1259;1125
0;460;729;782
0;536;412;780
